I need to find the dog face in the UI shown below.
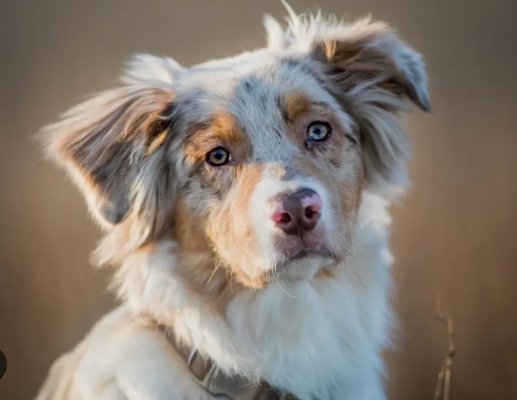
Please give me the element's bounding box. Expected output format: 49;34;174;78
43;12;429;289
172;59;362;287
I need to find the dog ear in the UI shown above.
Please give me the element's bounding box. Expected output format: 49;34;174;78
42;54;182;238
309;19;430;112
266;8;430;194
312;18;430;193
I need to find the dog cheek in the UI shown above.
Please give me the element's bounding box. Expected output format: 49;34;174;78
319;144;364;221
206;207;267;288
329;158;364;258
337;154;364;219
205;203;245;262
173;195;209;253
207;166;269;286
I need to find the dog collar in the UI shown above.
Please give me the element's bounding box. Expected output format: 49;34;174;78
158;324;292;400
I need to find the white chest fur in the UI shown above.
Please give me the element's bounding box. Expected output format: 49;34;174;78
213;194;395;399
36;194;394;400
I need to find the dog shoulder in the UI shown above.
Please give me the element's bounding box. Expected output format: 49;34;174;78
35;306;204;400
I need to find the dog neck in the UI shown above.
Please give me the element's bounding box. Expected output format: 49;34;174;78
100;193;394;400
157;323;286;400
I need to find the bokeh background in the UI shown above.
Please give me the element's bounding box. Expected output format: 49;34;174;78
1;0;516;399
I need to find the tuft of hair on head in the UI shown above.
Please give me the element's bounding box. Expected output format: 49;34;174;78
39;54;183;246
264;3;430;197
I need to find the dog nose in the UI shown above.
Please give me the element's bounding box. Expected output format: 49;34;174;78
270;188;322;235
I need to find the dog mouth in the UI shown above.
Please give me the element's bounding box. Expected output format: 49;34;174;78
270;246;337;283
275;244;336;269
285;248;330;261
274;232;333;263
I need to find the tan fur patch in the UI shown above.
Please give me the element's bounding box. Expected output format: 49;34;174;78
231;164;263;215
172;199;246;305
316;265;337;278
281;90;312;122
145;130;168;155
183;112;251;164
203;163;270;290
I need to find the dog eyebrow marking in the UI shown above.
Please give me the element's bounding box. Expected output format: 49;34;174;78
183;113;248;157
278;90;333;125
279;90;311;124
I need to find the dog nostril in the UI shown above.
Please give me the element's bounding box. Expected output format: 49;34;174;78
279;212;292;224
305;207;316;219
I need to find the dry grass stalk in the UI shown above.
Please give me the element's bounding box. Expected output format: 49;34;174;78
433;295;456;400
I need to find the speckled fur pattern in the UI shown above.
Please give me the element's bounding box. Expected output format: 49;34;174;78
36;4;429;400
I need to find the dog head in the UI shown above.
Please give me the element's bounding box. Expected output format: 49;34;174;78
43;9;429;290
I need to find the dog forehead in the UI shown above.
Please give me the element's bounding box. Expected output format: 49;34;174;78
175;52;330;147
178;50;279;101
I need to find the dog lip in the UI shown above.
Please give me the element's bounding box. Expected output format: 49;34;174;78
283;247;331;262
289;250;310;261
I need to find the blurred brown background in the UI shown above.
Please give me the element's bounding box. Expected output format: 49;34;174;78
1;0;516;399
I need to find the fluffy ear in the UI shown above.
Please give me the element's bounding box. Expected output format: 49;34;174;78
42;54;182;239
309;17;430;110
265;7;430;194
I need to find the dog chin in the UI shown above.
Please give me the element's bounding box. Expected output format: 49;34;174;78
273;252;333;283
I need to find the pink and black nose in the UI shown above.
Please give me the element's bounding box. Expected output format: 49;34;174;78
269;188;322;235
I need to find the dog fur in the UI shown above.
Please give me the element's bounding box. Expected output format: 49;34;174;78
36;5;429;400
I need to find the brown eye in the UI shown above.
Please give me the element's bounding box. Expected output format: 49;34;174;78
206;147;230;166
307;122;331;142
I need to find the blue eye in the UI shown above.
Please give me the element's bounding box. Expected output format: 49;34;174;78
307;122;331;141
206;147;230;166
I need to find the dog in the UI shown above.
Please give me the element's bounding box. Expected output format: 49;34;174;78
36;4;429;400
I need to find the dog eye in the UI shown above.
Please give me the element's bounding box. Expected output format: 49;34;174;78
307;122;331;142
206;147;231;166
